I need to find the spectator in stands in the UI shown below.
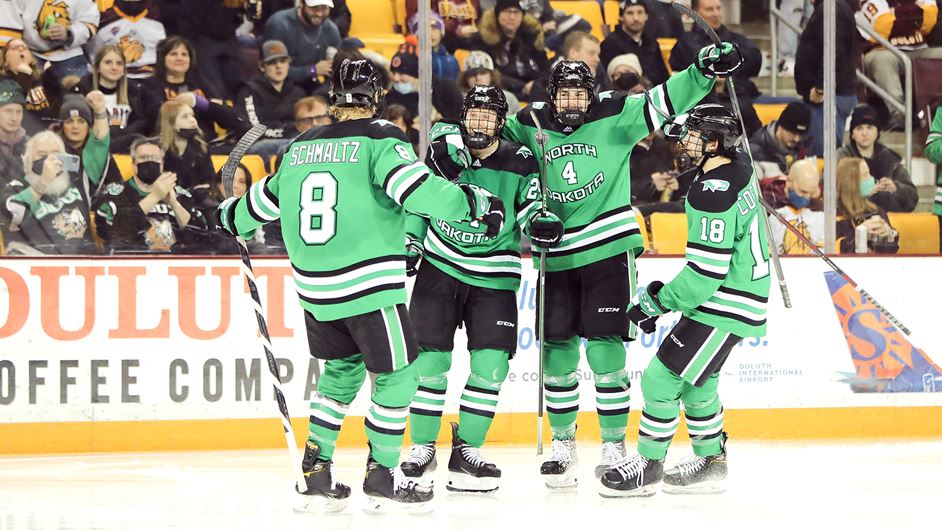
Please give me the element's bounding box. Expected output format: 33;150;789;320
141;36;248;142
775;0;812;77
380;103;419;153
926;105;942;252
768;158;826;255
529;31;603;102
385;43;463;121
600;0;670;86
835;157;899;254
293;95;332;133
327;0;351;38
630;129;686;213
57;93;122;207
90;0;166;79
606;53;649;93
236;40;306;157
795;0;858;157
0;80;27;190
457;50;520;115
1;131;98;254
73;45;148;153
264;0;341;93
480;0;592;53
471;0;549;101
645;0;685;39
836;105;918;213
189;1;248;99
857;0;942;130
669;0;763;99
93;136;209;253
21;0;99;81
749;101;812;179
760;156;822;211
158;100;216;207
409;12;460;82
407;0;480;52
0;39;61;134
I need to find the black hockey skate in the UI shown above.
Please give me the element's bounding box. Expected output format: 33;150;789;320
662;433;728;494
594;440;627;479
598;454;664;498
540;437;578;489
400;442;437;482
293;441;350;513
446;422;501;493
363;447;434;514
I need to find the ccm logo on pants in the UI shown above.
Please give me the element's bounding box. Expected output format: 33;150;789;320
496;321;515;327
597;307;621;313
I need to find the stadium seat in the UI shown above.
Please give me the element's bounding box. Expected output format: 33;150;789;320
454;49;470;71
211;154;269;184
550;1;607;40
634;207;650;251
754;103;787;125
887;212;940;254
113;154;133;180
648;212;687;255
657;38;675;73
349;0;401;46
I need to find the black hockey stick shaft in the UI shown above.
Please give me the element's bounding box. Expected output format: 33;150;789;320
673;2;792;309
529;109;550;456
222;124;309;491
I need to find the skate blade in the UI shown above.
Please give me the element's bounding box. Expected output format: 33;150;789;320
362;496;434;515
598;482;659;498
445;472;499;493
292;494;348;514
542;470;578;489
661;480;726;495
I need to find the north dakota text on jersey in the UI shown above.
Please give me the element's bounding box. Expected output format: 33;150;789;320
286;140;362;166
546;171;605;203
545;143;598;161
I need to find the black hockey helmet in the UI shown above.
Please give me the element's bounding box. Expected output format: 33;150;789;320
460;85;508;150
329;59;383;114
548;60;596;129
678;104;742;166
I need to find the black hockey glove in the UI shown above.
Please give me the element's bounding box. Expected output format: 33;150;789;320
527;210;564;250
695;42;743;79
425;127;472;182
405;235;423;277
627;281;669;335
459;183;505;238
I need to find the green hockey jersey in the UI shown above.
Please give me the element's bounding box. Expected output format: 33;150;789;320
221;118;476;321
925;106;942;216
658;153;771;338
406;129;541;292
502;64;714;271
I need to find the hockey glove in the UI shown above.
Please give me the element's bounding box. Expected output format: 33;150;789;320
405;234;423;277
527;210;564;250
627;281;669;334
695;42;743;79
215;197;237;235
426;122;472;182
460;183;505;238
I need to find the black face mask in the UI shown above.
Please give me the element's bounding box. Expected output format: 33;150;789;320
116;0;147;16
31;156;47;176
178;128;200;140
613;73;641;92
136;161;162;184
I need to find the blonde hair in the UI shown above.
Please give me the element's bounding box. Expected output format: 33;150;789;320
328;106;374;122
92;45;129;106
836;157;876;222
158;100;207;155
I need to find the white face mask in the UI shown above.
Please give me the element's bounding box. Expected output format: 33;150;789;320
393;82;415;95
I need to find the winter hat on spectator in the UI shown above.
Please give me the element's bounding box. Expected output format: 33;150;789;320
391;44;419;78
261;40;290;63
606;53;643;80
494;0;523;15
619;0;649;15
777;101;811;135
464;50;495;73
303;0;334;7
0;79;25;107
850;105;881;132
59;95;92;124
408;12;445;35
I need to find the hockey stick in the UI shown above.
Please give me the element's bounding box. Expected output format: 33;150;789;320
672;2;793;309
221;124;309;492
596;0;611;37
529;109;550;456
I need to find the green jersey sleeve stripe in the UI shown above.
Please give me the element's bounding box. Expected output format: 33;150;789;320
548;211;639;253
397;173;428;205
243;184;273;223
686;261;727;280
718;285;768;303
711;291;766;315
384;161;429;204
697;303;766;327
927;132;942;142
251;176;279;220
293;258;404;287
686;241;733;256
516;200;539;225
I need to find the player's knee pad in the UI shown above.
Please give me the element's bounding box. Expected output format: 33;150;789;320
413;349;452;387
585;336;626;375
640;356;683;405
543;336;580;376
318;355;367;404
468;348;510;389
371;363;419;409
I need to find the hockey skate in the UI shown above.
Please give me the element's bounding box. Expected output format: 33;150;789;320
293;441;350;514
598;454;663;498
400;442;437;486
446;422;501;493
363;447;434;514
594;440;626;479
540;437;578;489
662;434;728;494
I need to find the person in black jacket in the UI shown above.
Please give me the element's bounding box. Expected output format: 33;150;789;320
73;45;148;153
384;44;463;121
157;99;217;207
668;0;762;99
470;0;549;101
600;0;670;86
236;40;306;158
748;101;813;179
794;0;858;157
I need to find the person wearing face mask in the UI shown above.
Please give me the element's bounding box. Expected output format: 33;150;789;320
92;136;208;253
89;0;166;79
600;0;670;86
1;131;97;255
606;53;648;94
0;38;62;134
384;43;463;121
157;99;216;207
834;157;899;254
767;158;826;255
56;93;122;209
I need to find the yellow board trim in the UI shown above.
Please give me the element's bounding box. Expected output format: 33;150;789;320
3;407;941;454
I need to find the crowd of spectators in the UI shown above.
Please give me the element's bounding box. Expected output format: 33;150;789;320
0;0;939;257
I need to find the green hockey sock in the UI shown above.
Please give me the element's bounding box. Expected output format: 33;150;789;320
407;349;452;445
307;354;366;460
542;336;581;439
586;336;630;443
637;356;683;461
457;348;510;448
681;372;724;457
366;363;419;468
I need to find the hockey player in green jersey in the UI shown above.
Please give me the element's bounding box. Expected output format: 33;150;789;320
398;86;564;493
501;42;743;486
216;60;505;513
600;104;771;497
